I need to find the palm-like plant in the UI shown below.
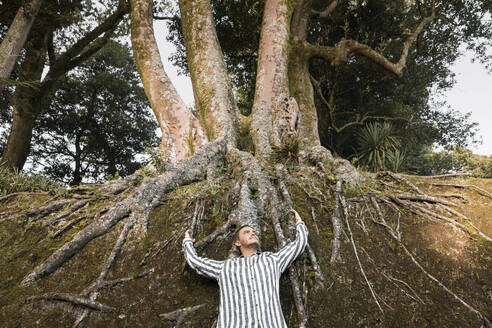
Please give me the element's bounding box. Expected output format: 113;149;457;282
386;148;406;173
356;122;400;172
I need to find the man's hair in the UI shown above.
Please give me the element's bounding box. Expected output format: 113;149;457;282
233;224;251;243
229;224;261;258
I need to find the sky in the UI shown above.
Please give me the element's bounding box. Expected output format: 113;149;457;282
153;20;492;156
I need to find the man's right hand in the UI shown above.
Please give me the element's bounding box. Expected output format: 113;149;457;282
184;229;195;242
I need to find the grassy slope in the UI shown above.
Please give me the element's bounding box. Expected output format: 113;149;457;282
0;174;490;327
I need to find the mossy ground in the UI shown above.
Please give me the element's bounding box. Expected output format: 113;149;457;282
0;173;490;327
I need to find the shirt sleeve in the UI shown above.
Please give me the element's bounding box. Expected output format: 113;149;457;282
182;237;224;281
272;221;309;274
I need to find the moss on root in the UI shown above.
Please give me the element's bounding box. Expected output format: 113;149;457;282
0;174;490;327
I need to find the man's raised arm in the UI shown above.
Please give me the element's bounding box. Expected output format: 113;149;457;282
182;229;224;281
272;209;309;274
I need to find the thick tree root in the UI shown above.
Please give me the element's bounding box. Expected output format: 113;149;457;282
27;293;116;312
159;304;205;328
268;167;308;327
330;181;343;264
21;138;226;285
395;194;456;206
42;199;89;227
27;199;79;218
51;215;88;239
276;167;326;289
0;191;49;202
379;171;424;195
429;183;492;199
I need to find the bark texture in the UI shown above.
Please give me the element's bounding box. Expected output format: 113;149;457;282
250;0;295;156
0;27;45;170
0;0;42;85
289;0;321;148
130;0;208;163
179;0;240;148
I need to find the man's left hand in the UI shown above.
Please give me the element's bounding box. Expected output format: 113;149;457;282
289;209;302;223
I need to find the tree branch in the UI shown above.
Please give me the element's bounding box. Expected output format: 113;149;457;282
312;0;339;18
343;8;437;76
152;15;177;21
46;30;56;68
310;74;413;133
303;4;437;76
66;27;116;72
47;0;129;79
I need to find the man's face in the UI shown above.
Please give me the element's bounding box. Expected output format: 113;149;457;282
234;226;259;248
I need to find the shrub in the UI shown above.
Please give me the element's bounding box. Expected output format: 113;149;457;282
356;122;400;172
0;166;63;195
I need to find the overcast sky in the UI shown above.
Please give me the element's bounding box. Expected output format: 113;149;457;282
153;21;492;156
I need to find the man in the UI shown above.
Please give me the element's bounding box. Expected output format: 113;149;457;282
182;209;309;328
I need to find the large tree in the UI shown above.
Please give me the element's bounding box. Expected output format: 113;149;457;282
0;0;130;171
3;1;491;327
29;41;159;185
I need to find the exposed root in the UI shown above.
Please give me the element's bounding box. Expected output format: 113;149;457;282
310;207;320;236
305;244;326;289
437;204;492;242
269;167;308;327
330;181;343;264
71;213;152;327
379;171;424;195
51;215;87;239
339;191;384;315
429;183;492;200
390;196;469;234
395;194;456;207
360;247;425;305
42;199;90;227
401;173;472;179
276;166;326;289
21;138;227;285
367;198;491;327
159;304;205;328
27;293;116;312
190;199;205;237
0;191;49;202
431;193;468;201
27;199;78;218
194;220;233;249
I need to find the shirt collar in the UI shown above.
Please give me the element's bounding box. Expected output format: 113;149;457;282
239;250;261;258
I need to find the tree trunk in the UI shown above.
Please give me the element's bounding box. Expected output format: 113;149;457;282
179;0;240;148
250;0;295;156
71;134;82;186
0;29;46;170
0;0;42;87
289;0;321;148
129;0;208;164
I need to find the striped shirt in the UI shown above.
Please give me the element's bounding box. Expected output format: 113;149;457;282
182;221;309;328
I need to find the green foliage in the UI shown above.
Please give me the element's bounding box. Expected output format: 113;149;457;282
0;166;62;195
408;146;492;177
356;122;399;172
385;149;406;173
166;0;488;162
27;41;159;185
269;138;300;165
